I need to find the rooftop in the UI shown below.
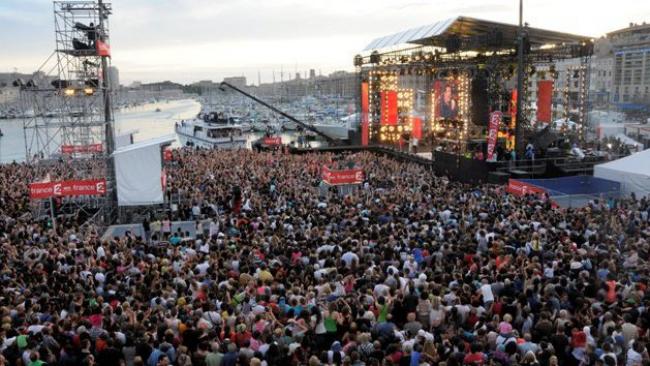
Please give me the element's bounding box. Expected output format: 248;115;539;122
363;16;592;52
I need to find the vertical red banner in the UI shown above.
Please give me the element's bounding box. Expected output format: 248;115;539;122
510;89;517;128
486;111;502;161
536;80;553;124
361;82;369;146
411;117;422;139
380;91;398;125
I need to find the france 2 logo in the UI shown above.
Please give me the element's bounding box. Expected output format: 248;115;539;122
96;181;106;194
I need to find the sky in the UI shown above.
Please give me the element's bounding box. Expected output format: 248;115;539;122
1;0;648;85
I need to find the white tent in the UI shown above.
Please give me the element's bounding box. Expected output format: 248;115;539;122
594;149;650;197
113;135;174;206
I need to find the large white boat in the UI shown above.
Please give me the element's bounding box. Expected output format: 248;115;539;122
175;119;247;149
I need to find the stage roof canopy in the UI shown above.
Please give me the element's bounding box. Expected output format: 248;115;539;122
364;16;592;51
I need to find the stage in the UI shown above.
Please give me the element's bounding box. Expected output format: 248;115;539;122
355;15;593;160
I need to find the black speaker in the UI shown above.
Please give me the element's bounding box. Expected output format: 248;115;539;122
370;51;380;64
471;73;489;126
445;35;462;53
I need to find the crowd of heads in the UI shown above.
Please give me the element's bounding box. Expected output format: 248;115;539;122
1;148;650;366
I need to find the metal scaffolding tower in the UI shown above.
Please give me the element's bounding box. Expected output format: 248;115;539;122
19;0;116;226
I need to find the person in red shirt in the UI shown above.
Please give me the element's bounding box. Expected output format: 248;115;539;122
463;343;485;365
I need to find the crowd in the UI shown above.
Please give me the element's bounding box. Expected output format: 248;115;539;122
1;148;650;366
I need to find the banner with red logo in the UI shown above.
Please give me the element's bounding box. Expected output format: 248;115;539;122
361;82;369;146
263;136;282;146
380;90;398;125
321;165;364;185
96;40;111;57
536;80;553;124
61;144;103;154
486;111;502;161
29;179;107;200
506;179;546;197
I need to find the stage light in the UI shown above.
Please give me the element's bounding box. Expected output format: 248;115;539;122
354;54;363;67
64;88;76;97
370;51;380;64
83;87;95;96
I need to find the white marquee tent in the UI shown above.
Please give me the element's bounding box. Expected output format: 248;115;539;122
113;135;174;206
594;149;650;197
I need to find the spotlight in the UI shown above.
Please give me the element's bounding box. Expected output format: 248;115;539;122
370;51;380;64
83;87;95;96
353;54;363;67
64;88;76;97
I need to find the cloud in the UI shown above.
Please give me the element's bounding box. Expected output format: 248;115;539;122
2;0;648;82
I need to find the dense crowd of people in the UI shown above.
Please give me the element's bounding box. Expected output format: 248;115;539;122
1;148;650;366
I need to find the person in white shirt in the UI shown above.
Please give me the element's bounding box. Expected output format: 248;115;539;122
479;278;494;305
341;251;359;268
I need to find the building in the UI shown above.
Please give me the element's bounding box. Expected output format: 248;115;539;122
315;71;358;98
222;76;247;89
608;22;650;106
108;66;120;91
0;86;19;105
590;56;614;106
249;70;358;101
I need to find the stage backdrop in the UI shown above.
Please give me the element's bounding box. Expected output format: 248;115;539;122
536;80;554;124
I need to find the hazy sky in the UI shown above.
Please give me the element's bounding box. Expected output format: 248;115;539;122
1;0;648;84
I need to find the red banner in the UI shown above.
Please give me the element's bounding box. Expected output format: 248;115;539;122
263;136;282;146
506;179;546;197
380;91;398;125
486;111;502;161
321;165;364;185
29;179;107;200
61;144;103;154
510;89;517;129
411;117;422;140
163;148;173;161
96;40;111;57
161;168;167;190
361;82;369;146
536;80;553;124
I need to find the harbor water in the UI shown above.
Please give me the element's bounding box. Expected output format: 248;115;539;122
0;98;314;164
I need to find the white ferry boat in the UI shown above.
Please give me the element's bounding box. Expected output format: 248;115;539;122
175;119;246;149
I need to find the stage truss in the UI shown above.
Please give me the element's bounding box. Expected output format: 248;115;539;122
17;0;116;227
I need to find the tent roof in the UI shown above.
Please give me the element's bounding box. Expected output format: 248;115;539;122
595;149;650;177
363;16;592;51
113;135;175;155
